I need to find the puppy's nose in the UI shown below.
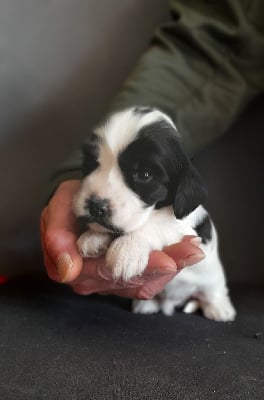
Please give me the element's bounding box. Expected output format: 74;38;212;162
87;197;110;218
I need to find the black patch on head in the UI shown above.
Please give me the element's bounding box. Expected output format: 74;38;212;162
119;136;170;207
133;106;153;116
119;119;207;217
119;120;183;208
194;215;212;244
81;133;100;177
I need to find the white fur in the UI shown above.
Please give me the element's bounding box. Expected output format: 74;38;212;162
77;231;112;258
73;110;156;233
74;107;236;322
132;215;236;322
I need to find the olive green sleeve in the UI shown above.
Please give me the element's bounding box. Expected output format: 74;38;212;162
110;0;264;155
47;149;83;201
50;0;264;193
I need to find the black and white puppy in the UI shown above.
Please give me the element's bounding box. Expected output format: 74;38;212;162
73;107;236;321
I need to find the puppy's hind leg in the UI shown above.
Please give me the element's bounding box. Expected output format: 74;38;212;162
199;290;236;322
196;243;236;322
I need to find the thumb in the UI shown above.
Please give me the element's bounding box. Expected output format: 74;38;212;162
43;226;83;283
40;182;83;283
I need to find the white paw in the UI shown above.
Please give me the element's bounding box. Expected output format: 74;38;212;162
105;234;149;281
160;300;176;316
183;300;200;314
77;231;112;258
133;299;160;314
201;296;236;322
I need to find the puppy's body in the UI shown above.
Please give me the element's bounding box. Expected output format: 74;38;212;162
73;107;236;321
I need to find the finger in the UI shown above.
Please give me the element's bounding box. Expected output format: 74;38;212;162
40;181;83;283
72;256;143;291
42;247;60;282
147;250;176;272
134;240;205;298
71;275;133;295
181;235;202;246
137;272;176;299
144;236;204;276
163;241;205;270
45;180;80;233
71;256;105;281
42;222;83;283
142;250;177;280
130;239;205;296
104;287;139;299
71;280;108;296
106;269;175;300
102;265;176;300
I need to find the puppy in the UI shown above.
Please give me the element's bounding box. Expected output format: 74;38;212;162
73;107;236;321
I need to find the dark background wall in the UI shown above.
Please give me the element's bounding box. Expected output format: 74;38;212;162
0;0;166;250
194;98;263;285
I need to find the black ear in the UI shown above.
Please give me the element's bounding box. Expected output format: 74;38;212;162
81;133;100;154
173;163;207;219
81;133;100;176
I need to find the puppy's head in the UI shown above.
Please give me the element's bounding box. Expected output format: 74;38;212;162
73;107;207;234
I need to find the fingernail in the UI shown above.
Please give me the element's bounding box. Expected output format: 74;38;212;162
98;265;112;281
184;253;206;267
190;237;202;246
56;253;73;282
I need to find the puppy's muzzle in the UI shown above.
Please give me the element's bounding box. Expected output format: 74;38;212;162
85;197;111;219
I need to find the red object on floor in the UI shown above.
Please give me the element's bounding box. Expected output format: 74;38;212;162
0;275;8;284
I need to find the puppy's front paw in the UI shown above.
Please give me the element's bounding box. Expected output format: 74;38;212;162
77;231;112;258
105;234;149;281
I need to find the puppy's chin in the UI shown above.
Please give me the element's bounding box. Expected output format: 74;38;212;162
88;222;123;236
88;222;109;233
88;207;154;236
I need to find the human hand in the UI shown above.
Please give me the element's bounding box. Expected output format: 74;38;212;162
41;180;205;300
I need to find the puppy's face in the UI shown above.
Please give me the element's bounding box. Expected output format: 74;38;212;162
73;107;206;234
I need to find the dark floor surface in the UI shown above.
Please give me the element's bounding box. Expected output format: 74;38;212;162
0;274;263;400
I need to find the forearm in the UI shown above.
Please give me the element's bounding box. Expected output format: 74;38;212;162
48;149;83;202
110;0;264;155
50;0;264;191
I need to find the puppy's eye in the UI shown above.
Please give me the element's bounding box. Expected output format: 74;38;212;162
135;169;153;183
